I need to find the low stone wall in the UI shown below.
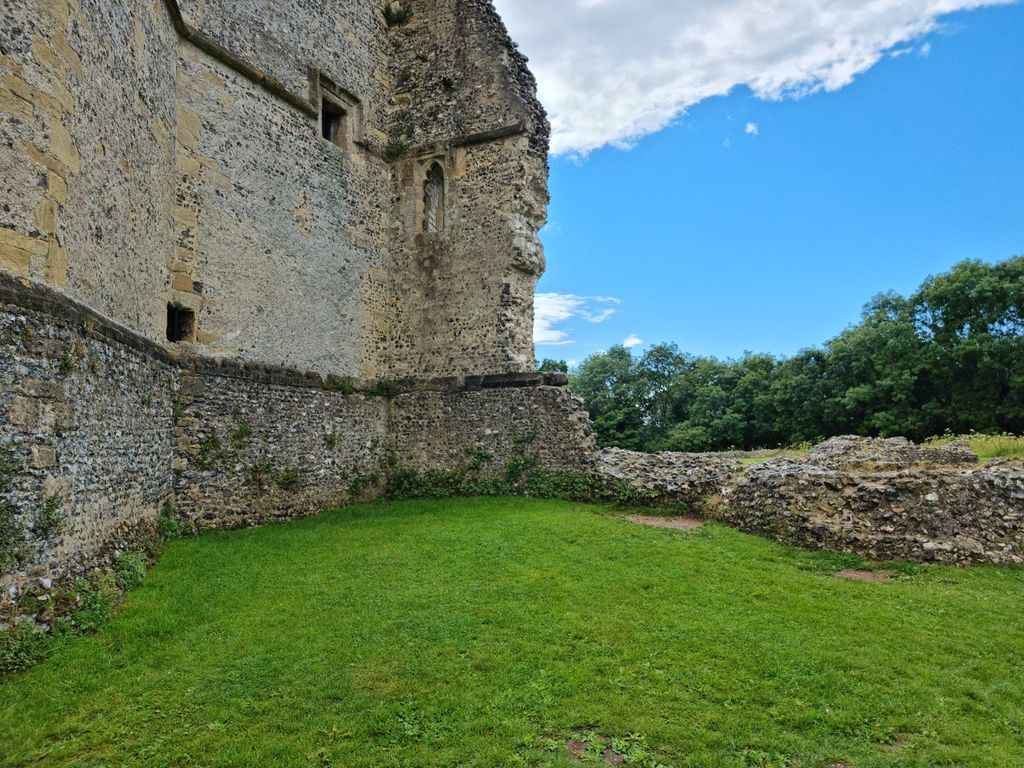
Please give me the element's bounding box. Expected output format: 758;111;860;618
806;435;978;470
719;459;1024;565
171;364;390;531
1;276;600;590
390;379;597;479
595;448;740;511
598;436;1024;566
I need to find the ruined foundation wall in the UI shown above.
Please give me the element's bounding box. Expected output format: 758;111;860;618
720;460;1024;566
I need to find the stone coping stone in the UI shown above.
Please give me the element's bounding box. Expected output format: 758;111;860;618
0;271;568;395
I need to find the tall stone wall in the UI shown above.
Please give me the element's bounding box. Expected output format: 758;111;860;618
380;0;550;377
2;0;550;378
1;0;178;337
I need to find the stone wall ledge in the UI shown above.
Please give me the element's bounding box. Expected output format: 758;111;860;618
0;271;570;394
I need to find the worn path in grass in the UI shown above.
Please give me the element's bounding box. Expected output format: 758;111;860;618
1;498;1023;767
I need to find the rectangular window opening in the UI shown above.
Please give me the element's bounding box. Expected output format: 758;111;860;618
166;304;195;343
321;101;347;147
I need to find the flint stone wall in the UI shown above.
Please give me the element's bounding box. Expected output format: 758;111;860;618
720;459;1024;565
806;435;978;470
0;272;177;584
595;448;740;511
1;276;595;589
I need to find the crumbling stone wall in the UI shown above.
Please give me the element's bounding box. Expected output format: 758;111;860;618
599;438;1024;566
720;459;1024;566
806;435;978;470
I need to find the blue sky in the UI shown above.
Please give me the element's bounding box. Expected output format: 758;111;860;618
521;2;1023;364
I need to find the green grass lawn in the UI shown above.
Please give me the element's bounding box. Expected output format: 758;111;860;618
1;498;1023;768
929;434;1024;462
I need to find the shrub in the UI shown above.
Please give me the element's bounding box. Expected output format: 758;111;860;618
157;503;184;540
0;622;49;676
70;574;118;633
114;552;148;592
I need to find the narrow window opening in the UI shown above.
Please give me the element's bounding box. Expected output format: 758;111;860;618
423;163;445;233
321;100;347;147
166;304;195;343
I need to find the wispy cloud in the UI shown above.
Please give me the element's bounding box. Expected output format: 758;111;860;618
535;293;619;345
494;0;1011;156
745;122;759;136
623;334;644;349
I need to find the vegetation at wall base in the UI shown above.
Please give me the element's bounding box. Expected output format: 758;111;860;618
1;498;1022;767
0;546;160;677
567;258;1024;452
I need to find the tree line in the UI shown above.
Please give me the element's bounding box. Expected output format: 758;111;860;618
540;257;1024;452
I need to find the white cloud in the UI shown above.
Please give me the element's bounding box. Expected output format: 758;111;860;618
535;292;619;345
493;0;1010;156
623;334;644;348
745;121;759;136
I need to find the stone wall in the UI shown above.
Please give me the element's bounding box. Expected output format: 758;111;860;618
720;459;1024;566
1;276;597;590
598;438;1024;566
2;0;550;379
171;362;389;531
0;272;177;585
390;375;597;477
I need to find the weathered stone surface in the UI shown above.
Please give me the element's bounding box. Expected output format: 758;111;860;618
596;448;742;511
598;436;1024;566
806;435;978;471
718;458;1024;566
2;0;548;377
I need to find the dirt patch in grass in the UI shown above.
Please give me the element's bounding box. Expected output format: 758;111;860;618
566;738;625;766
835;569;893;584
625;514;704;530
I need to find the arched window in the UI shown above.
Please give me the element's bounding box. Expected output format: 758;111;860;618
423;163;445;233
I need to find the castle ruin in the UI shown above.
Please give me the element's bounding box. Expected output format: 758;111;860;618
1;0;595;586
2;1;1022;594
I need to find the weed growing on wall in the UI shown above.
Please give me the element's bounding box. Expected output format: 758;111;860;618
33;496;65;538
274;467;299;491
0;448;26;571
57;344;78;376
158;502;184;540
228;421;252;449
196;432;223;470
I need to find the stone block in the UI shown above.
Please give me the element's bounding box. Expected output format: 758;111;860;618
30;445;57;468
